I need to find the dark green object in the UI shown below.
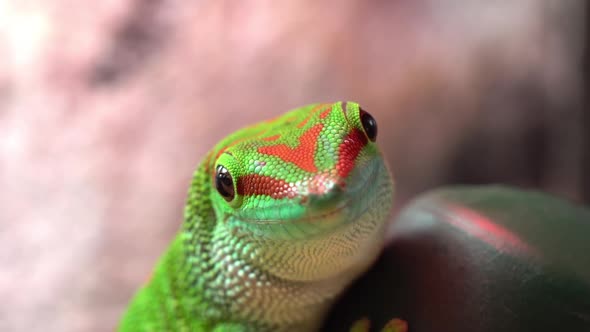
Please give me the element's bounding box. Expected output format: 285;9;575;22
322;185;590;332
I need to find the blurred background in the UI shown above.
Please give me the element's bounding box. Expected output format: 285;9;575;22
0;1;587;331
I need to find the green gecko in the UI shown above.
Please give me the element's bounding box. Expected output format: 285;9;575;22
119;102;404;331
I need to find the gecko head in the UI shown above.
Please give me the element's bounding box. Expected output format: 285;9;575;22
207;102;394;280
209;101;394;235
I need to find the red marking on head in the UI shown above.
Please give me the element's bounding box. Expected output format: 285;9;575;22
336;129;368;178
262;134;281;141
237;174;297;199
297;117;311;129
446;205;535;255
319;106;332;119
296;104;326;128
258;123;323;173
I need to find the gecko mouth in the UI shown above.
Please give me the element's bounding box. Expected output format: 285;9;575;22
248;198;350;225
239;158;382;227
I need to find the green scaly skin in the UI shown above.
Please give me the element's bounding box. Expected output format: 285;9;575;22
119;102;395;331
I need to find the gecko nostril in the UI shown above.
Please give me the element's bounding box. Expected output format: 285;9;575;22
306;173;345;195
305;178;346;210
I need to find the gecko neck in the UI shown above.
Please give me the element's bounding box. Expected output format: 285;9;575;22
183;212;355;331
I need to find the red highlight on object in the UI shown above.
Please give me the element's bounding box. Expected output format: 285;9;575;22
446;204;535;256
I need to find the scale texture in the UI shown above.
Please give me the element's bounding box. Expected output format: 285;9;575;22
119;102;394;331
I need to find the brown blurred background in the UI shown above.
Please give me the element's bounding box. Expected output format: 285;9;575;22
0;1;587;331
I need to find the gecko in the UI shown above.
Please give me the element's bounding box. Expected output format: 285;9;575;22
118;102;405;331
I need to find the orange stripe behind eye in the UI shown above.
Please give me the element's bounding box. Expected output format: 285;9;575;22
319;106;332;119
261;134;281;141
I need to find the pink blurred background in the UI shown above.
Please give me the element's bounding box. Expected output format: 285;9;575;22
0;1;587;331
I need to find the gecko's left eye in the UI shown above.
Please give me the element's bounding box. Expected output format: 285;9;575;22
359;108;377;142
215;165;235;202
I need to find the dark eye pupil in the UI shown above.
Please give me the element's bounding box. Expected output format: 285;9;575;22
359;108;377;142
215;165;235;202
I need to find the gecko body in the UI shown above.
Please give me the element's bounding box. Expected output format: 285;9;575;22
119;102;395;331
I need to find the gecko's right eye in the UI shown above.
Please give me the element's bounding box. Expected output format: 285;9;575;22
215;165;235;202
359;108;377;142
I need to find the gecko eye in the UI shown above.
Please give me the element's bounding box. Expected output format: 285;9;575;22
359;108;377;142
215;165;235;202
